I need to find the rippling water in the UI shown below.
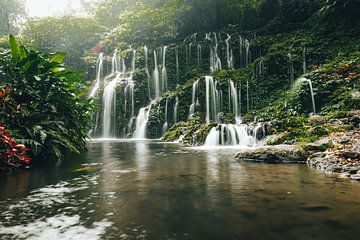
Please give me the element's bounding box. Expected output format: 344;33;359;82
0;140;360;240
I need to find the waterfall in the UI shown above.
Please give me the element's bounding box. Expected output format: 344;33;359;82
173;96;179;124
238;83;242;117
153;50;160;101
204;124;257;147
225;34;233;69
111;50;120;74
134;105;152;139
197;44;202;68
162;98;169;134
239;36;243;68
89;53;104;98
130;50;136;73
229;80;241;123
144;46;151;100
205;76;218;123
245;39;250;66
307;79;316;115
246;80;250;112
102;74;120;138
161;46;168;94
175;46;179;82
210;32;222;73
288;53;294;82
188;79;199;119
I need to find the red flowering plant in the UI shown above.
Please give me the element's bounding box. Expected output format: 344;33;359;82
0;125;31;171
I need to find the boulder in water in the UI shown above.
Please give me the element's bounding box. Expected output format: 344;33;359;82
235;145;306;163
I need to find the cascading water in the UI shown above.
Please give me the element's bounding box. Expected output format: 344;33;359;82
134;105;152;139
225;34;233;69
102;74;120;138
162;98;169;134
306;78;316;115
161;46;168;94
175;47;179;82
245;39;250;66
205;76;218;123
209;32;222;73
89;53;104;98
188;79;199;119
204;124;258;147
144;46;151;100
197;44;202;68
153;50;161;101
246;80;250;112
229;80;241;123
173;97;179;124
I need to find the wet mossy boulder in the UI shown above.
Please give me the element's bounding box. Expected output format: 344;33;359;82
235;145;307;163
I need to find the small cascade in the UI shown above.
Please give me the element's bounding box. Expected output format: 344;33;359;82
246;80;250;112
209;32;222;73
173;96;179;124
134;105;152;139
131;49;136;73
161;46;168;94
288;53;294;82
252;123;263;147
229;80;241;123
111;49;120;74
188;79;200;119
197;44;202;68
307;79;316;115
153;50;160;101
175;46;179;82
245;39;251;66
162;98;169;134
225;34;233;69
204;124;258;147
89;53;104;98
238;83;242;117
144;46;151;99
205;76;219;123
102;74;120;138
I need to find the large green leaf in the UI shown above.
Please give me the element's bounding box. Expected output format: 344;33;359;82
9;35;21;62
50;53;65;63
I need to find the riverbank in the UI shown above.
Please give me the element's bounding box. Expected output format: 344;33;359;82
234;128;360;181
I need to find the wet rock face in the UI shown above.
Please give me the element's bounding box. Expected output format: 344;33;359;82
235;145;307;163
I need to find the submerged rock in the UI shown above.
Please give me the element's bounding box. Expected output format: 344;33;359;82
235;145;306;163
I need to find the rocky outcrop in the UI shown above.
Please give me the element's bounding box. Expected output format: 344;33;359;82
307;130;360;181
235;145;307;163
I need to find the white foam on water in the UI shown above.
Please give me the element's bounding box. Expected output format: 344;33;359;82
0;214;112;240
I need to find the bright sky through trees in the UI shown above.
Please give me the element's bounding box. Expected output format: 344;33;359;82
25;0;85;17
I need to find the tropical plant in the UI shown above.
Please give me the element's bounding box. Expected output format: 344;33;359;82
0;36;93;162
0;125;31;171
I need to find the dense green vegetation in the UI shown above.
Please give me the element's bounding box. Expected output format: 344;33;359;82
0;0;359;170
0;36;92;165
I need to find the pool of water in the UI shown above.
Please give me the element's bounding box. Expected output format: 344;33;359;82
0;140;359;240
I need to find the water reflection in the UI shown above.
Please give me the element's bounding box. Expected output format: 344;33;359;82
0;141;360;240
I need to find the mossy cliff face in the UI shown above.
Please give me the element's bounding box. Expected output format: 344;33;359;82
89;25;359;141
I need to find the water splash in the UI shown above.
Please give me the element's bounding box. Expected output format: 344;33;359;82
89;53;104;98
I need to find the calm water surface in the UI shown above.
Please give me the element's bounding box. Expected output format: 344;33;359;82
0;140;360;240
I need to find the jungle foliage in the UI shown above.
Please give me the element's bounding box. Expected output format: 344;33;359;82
0;36;93;162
